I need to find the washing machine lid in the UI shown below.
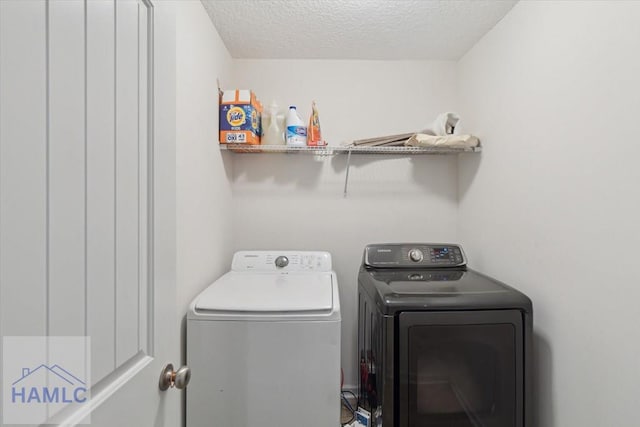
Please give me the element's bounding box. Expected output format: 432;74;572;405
195;271;334;313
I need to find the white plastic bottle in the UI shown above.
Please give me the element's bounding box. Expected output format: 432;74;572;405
262;102;285;145
285;105;307;147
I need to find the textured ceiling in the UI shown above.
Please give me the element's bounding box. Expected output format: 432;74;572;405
200;0;518;60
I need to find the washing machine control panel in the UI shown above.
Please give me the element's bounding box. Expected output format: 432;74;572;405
364;243;466;268
232;251;332;272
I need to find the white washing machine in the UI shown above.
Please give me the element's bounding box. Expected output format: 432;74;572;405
186;250;341;427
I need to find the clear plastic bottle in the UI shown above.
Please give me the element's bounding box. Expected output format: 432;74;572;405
262;102;285;145
285;105;307;147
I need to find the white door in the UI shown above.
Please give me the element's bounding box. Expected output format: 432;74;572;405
0;0;179;426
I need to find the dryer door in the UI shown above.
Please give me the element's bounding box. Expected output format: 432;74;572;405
398;310;524;427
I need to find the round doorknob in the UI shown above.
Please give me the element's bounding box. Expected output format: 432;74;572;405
174;366;191;389
159;363;191;391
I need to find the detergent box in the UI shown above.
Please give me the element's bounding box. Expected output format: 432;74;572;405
219;89;261;144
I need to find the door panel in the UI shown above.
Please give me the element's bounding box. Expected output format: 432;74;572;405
137;1;150;360
0;0;178;425
0;3;49;422
86;0;117;386
115;0;143;367
48;0;86;338
0;0;48;339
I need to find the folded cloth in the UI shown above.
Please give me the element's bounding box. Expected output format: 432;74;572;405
405;133;479;148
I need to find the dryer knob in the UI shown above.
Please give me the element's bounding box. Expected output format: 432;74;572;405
275;256;289;268
409;249;424;263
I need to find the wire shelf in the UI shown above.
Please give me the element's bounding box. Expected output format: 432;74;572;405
220;144;481;155
220;142;482;197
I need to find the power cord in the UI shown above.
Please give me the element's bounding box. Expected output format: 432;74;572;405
340;390;358;426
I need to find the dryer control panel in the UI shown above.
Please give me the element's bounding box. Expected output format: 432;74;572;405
232;251;332;272
364;243;466;268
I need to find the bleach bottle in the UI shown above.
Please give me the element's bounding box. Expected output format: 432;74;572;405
285;105;307;147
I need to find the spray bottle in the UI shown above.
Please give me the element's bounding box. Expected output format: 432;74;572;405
262;102;285;145
307;100;325;146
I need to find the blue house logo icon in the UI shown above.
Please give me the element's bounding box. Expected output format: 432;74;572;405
11;364;88;404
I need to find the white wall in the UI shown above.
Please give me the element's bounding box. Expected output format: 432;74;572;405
178;3;640;421
176;0;234;360
457;2;640;425
230;60;459;387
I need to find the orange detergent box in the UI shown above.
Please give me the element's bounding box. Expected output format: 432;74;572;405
219;89;261;144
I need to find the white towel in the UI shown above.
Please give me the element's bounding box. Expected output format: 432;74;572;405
405;133;479;148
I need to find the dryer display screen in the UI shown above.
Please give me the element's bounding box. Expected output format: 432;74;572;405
432;248;450;259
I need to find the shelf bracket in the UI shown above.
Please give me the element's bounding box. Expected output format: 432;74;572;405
343;148;352;198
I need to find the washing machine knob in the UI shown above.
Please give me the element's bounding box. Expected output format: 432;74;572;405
409;249;424;263
275;256;289;268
